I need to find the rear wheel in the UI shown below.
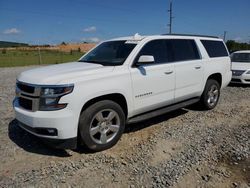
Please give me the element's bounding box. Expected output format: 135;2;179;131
200;79;220;110
79;100;125;151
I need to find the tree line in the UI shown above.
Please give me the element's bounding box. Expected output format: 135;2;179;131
226;40;250;53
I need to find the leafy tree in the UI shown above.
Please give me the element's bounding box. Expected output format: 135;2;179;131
226;40;250;53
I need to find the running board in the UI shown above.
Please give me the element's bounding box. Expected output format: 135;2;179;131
127;98;200;124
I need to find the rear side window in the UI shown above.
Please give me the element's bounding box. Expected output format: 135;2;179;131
170;39;200;62
201;40;228;58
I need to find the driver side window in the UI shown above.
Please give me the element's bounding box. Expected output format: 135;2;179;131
136;40;171;64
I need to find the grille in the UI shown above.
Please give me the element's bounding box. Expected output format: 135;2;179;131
19;97;33;110
232;70;245;76
17;82;35;94
16;81;40;111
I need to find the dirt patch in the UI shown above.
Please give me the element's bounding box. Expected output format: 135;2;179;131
149;140;182;166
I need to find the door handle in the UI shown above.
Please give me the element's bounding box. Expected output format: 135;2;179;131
164;71;173;75
195;66;201;69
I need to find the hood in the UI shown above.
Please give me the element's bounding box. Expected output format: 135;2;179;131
17;62;115;85
232;62;250;71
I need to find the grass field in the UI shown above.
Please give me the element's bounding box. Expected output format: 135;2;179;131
0;50;84;67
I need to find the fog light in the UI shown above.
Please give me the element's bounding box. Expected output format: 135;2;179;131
35;128;58;136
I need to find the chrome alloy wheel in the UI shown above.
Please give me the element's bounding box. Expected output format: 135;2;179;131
89;109;121;144
207;85;219;107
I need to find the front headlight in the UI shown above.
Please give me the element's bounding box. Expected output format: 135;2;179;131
246;70;250;74
41;86;73;97
39;85;74;111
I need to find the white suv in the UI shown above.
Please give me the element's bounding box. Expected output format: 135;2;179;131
13;34;232;151
231;50;250;84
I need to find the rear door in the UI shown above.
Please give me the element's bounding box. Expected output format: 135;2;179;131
170;39;204;102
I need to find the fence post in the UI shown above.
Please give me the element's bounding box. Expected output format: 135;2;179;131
38;47;42;65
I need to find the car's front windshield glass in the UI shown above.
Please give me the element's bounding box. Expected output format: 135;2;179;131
231;53;250;63
79;40;137;66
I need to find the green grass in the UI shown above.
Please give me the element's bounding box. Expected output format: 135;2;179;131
0;50;84;67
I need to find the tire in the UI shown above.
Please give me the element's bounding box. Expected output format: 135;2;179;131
79;100;125;151
200;79;220;110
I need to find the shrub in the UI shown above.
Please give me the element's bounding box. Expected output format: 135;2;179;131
2;49;7;54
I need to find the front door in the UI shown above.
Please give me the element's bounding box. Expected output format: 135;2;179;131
129;39;175;115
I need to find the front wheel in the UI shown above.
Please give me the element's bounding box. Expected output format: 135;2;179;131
79;100;125;151
200;79;220;110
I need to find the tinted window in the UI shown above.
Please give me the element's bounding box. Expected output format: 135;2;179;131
201;40;228;58
231;53;250;63
79;41;136;66
170;39;200;62
137;40;172;64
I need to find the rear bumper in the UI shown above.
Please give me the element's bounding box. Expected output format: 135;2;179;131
18;121;77;149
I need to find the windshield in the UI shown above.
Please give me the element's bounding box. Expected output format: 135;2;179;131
79;40;137;66
231;53;250;63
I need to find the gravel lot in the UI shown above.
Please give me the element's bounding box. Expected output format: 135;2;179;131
0;66;249;188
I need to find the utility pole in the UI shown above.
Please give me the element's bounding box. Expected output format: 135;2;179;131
223;31;227;41
168;0;173;34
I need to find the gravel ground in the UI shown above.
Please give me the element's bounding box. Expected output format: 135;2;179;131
0;66;249;188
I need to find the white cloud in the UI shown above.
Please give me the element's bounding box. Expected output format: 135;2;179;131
81;37;101;43
83;26;96;33
3;28;20;34
233;37;242;42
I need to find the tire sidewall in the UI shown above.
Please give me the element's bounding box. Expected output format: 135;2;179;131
202;80;220;110
79;100;125;151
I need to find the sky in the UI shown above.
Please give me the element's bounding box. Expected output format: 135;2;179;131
0;0;249;45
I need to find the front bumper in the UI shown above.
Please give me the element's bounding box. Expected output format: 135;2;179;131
18;121;77;149
231;74;250;84
13;98;78;149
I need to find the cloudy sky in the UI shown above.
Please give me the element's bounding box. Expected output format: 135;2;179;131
0;0;249;44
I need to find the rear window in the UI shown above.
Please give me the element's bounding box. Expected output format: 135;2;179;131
201;40;228;58
170;39;200;62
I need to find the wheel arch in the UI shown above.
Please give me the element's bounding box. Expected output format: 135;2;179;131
80;93;128;118
206;73;222;87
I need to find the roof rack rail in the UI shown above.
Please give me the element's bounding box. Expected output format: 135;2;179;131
162;33;219;39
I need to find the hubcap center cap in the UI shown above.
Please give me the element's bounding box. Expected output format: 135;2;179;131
100;122;106;127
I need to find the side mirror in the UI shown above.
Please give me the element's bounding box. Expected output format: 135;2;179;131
137;55;155;65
